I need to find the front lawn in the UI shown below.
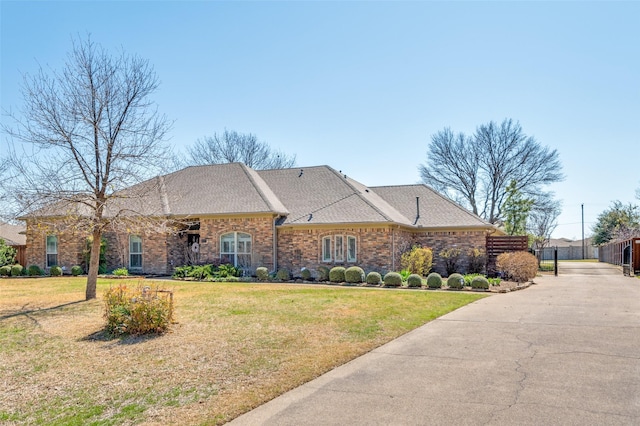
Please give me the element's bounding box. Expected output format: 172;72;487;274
0;277;487;425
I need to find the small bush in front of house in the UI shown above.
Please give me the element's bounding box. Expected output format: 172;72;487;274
276;268;291;281
329;267;346;283
400;245;433;276
447;273;464;289
439;248;463;276
467;247;486;274
0;265;11;276
71;265;83;276
104;284;174;336
27;265;43;276
113;267;129;276
406;274;423;288
426;272;442;289
470;276;489;290
317;265;330;282
345;266;365;283
256;267;269;281
383;272;402;287
50;266;63;276
301;268;312;281
11;264;23;277
463;273;482;286
171;264;241;281
366;271;382;285
496;251;538;282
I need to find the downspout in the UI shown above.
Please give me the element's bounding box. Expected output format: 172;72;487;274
392;226;396;271
273;215;278;273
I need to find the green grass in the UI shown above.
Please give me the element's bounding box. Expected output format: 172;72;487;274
1;277;487;425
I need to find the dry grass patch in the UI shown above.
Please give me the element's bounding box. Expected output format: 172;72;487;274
0;277;487;425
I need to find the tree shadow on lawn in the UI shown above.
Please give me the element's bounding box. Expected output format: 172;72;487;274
82;329;165;345
0;300;87;321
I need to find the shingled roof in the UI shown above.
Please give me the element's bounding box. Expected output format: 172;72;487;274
0;222;26;246
371;184;494;229
22;163;495;231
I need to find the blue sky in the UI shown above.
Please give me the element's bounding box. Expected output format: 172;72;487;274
1;1;638;240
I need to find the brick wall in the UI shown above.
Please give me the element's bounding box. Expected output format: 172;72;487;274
24;220;85;272
412;230;487;275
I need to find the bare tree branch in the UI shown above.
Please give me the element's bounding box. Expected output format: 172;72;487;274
187;130;296;170
2;35;172;299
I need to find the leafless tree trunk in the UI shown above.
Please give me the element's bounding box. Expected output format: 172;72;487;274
187;130;296;170
3;36;171;300
527;193;561;250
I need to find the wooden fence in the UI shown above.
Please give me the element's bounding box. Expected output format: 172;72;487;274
486;235;529;277
599;237;640;276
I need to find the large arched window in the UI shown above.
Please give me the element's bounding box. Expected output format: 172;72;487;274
220;232;252;267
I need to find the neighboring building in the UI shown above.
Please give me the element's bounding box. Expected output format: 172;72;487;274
0;221;27;266
548;237;598;260
21;163;501;276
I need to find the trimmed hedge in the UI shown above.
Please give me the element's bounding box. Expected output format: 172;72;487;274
426;272;442;289
301;268;312;280
447;273;464;289
49;266;63;276
0;265;11;276
317;266;330;282
366;271;382;285
27;265;43;276
329;267;346;283
345;266;365;283
470;276;489;290
276;268;291;281
71;265;83;276
383;272;402;287
256;267;269;281
11;265;23;277
406;274;423;288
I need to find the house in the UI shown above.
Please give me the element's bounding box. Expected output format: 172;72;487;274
0;221;27;266
22;163;501;276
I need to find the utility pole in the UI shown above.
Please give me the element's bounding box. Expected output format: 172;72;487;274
581;203;585;259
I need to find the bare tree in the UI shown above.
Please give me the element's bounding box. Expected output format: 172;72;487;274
187;130;296;170
527;193;561;250
420;119;563;224
3;36;171;299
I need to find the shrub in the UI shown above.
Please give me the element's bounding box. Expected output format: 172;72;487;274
71;265;83;276
496;251;538;282
329;267;346;283
383;272;402;287
467;247;486;274
301;267;312;280
104;284;174;335
317;265;330;282
171;264;240;281
470;276;489;290
256;266;269;281
113;267;129;276
426;272;442;289
49;266;63;276
0;265;11;276
27;265;43;276
366;271;382;285
447;273;464;289
0;239;16;266
489;277;502;286
439;248;462;276
464;273;482;286
11;264;23;277
406;274;423;288
276;268;291;281
345;266;365;283
400;245;433;276
399;269;411;282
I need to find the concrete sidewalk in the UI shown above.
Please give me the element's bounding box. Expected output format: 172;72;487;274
230;263;640;425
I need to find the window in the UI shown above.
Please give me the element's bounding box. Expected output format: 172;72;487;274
321;235;357;263
220;232;252;267
322;236;332;262
46;236;58;267
335;235;344;262
347;236;357;262
129;235;142;270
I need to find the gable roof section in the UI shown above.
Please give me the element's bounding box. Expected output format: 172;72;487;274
0;222;26;246
258;166;412;226
371;184;493;229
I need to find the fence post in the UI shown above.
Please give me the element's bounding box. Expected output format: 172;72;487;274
554;247;558;276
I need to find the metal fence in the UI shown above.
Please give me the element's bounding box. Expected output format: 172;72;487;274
534;246;558;275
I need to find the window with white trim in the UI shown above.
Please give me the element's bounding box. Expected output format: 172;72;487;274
347;236;357;262
46;235;58;267
221;232;252;267
321;235;357;263
129;235;143;270
335;235;344;262
322;236;332;262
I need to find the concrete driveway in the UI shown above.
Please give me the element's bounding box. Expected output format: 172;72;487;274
230;262;640;425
